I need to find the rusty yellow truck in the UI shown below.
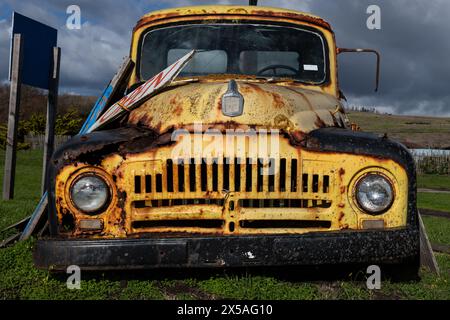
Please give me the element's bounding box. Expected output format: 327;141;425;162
34;5;420;275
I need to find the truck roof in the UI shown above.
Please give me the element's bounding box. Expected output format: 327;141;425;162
134;5;332;32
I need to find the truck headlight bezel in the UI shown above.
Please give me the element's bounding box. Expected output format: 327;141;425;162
66;168;114;215
354;172;394;214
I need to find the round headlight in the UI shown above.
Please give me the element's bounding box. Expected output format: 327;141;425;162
70;175;110;213
356;174;394;214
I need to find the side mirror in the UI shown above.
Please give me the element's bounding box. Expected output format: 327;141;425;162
337;48;381;92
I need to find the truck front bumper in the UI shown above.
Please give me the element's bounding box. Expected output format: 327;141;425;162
34;227;419;270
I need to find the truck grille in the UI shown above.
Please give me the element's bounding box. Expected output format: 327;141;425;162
133;157;331;200
122;152;335;235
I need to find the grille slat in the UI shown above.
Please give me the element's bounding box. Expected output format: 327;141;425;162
206;160;213;191
285;158;292;193
307;172;313;207
172;161;178;193
151;166;157;195
262;159;269;192
257;159;263;192
273;158;279;193
251;158;258;192
229;158;235;192
234;158;241;192
217;159;224;192
180;160;187;192
195;157;202;192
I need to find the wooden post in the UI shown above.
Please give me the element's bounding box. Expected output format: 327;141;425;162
419;212;440;275
41;47;60;194
3;34;24;200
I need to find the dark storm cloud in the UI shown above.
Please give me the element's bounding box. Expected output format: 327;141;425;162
0;0;449;116
303;0;450;116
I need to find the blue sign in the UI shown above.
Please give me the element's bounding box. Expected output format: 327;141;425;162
9;12;57;90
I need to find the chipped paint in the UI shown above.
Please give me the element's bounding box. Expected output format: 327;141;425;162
128;81;346;135
133;5;332;32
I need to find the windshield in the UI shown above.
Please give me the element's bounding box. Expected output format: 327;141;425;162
140;23;327;83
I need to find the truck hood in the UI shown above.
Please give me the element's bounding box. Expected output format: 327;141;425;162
127;81;347;134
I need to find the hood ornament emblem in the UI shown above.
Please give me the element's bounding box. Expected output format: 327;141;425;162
221;80;244;117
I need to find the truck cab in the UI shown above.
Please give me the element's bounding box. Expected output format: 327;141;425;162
35;5;419;273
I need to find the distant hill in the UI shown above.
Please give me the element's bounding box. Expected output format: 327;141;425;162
0;84;96;124
347;111;450;149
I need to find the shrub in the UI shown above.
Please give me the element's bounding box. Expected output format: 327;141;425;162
0;110;84;150
416;155;450;175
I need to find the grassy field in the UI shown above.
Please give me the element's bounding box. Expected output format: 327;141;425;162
0;150;42;236
418;193;450;213
418;174;450;191
346;112;450;149
0;150;449;300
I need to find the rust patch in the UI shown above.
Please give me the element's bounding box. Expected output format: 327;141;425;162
273;114;294;129
288;130;308;147
314;115;326;128
134;7;332;33
174;105;183;116
217;98;222;110
134;12;180;31
244;83;265;94
291;130;307;141
249;9;331;30
271;92;285;109
128;112;153;127
227;8;248;14
169;94;184;116
241;83;286;109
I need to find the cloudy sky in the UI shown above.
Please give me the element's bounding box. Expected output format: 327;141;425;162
0;0;449;116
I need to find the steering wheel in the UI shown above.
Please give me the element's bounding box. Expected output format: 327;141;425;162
257;64;298;76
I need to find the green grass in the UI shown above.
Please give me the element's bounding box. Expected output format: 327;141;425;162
418;174;450;191
418;193;450;213
0;150;43;236
197;275;319;300
0;150;449;300
1;239;448;300
421;216;450;245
